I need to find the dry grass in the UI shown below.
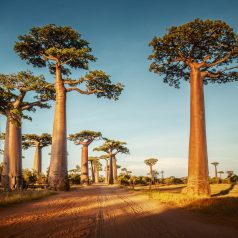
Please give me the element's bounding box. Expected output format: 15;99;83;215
0;189;57;207
142;184;238;216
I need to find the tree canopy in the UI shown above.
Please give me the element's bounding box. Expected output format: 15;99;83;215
0;71;54;122
144;158;158;166
94;138;130;156
149;18;238;88
22;133;52;149
14;24;124;100
68;130;102;145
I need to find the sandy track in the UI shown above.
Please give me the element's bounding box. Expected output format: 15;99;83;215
0;185;237;238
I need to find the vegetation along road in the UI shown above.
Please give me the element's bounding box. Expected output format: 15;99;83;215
0;185;238;238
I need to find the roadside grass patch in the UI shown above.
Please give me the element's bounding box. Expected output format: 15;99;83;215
0;189;57;207
141;184;238;216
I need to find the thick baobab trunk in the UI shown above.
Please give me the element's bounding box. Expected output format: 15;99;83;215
1;117;10;189
113;156;117;182
187;67;210;196
94;164;99;183
8;119;22;189
49;66;69;191
150;165;153;182
81;145;89;185
109;155;114;185
105;160;109;183
34;143;42;174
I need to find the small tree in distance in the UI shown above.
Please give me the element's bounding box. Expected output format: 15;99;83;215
149;18;238;196
22;133;52;174
68;130;102;185
144;158;158;187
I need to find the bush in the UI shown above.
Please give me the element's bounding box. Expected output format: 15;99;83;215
68;173;81;184
117;175;130;185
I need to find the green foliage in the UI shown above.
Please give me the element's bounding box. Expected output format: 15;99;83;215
22;169;38;185
164;176;184;185
0;71;54;124
117;174;130;186
94;138;130;156
22;133;52;149
135;176;149;185
68;165;81;184
14;24;95;73
149;18;238;88
144;158;158;166
68;130;102;144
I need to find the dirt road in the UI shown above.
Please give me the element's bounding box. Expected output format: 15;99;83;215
0;185;237;238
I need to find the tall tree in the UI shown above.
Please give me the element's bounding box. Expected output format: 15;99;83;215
99;154;109;183
22;133;52;174
149;19;238;196
211;162;219;180
94;139;129;184
0;71;54;189
68;130;101;185
218;171;224;179
15;24;124;190
144;158;158;184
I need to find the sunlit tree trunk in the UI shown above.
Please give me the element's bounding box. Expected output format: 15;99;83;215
90;161;95;183
109;154;113;185
105;160;109;184
81;145;89;185
1;116;10;189
8;119;22;189
34;143;42;174
187;66;210;196
94;164;99;183
113;156;117;182
49;65;69;191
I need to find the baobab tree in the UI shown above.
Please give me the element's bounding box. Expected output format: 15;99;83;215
0;71;54;189
88;156;99;183
218;171;224;179
99;154;110;183
14;24;124;190
144;158;158;185
94;139;129;184
22;133;52;174
211;162;219;180
68;130;101;185
149;19;238;196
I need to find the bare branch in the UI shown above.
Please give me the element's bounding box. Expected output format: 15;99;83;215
66;87;100;94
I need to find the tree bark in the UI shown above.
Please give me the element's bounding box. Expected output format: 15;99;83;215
150;165;153;181
105;160;109;184
81;145;89;185
1;116;10;189
8;119;22;189
113;156;117;182
187;66;210;196
214;165;218;179
34;143;42;174
94;163;99;183
109;154;113;184
90;161;95;183
49;65;69;191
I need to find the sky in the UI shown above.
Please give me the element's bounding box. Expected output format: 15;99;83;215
0;0;237;178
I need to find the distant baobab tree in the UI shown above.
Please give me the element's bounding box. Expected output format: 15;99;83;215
94;139;129;184
211;162;219;180
99;154;109;183
88;156;98;183
149;18;238;196
218;171;224;179
22;133;52;174
68;130;101;185
15;24;124;190
144;158;158;185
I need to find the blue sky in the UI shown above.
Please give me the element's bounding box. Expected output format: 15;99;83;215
0;0;237;178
